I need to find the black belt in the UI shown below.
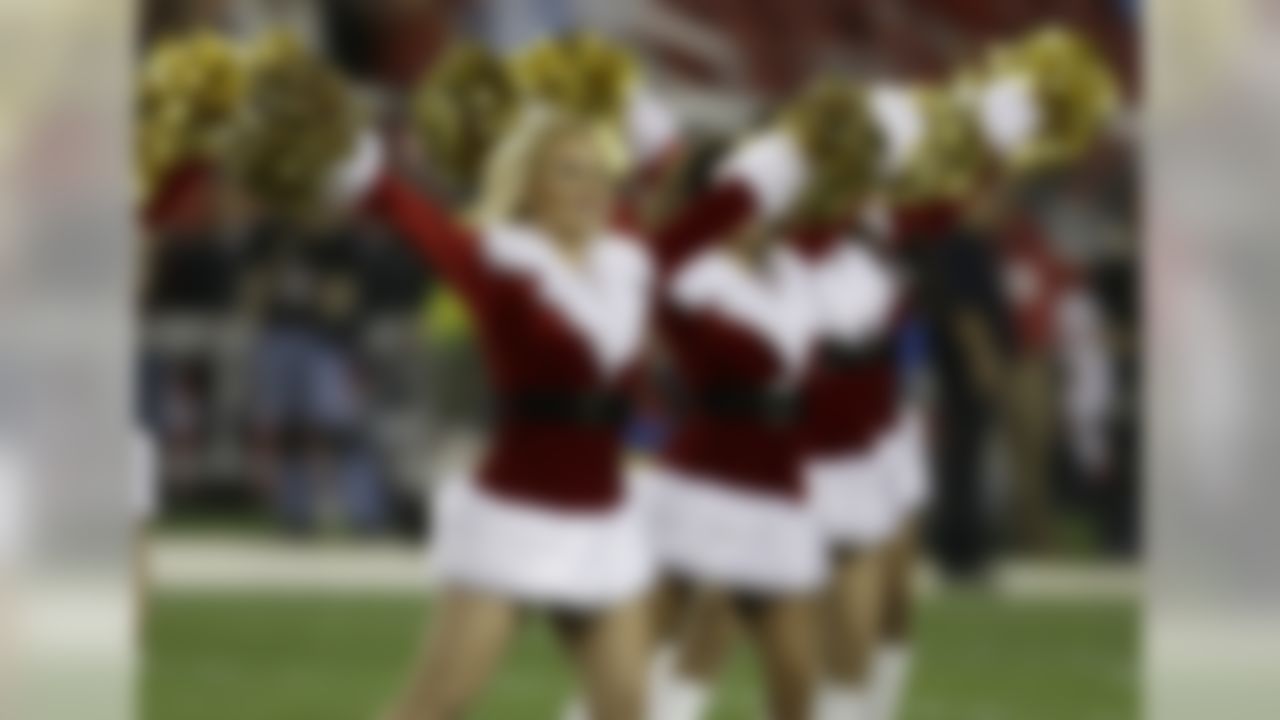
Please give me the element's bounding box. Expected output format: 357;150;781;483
497;391;630;426
686;387;802;425
819;337;894;369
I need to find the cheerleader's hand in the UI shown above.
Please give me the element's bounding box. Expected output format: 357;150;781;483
225;31;364;215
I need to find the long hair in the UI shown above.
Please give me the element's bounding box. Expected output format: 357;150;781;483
471;104;627;226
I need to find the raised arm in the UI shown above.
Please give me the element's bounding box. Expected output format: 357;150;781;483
334;134;489;309
651;130;808;272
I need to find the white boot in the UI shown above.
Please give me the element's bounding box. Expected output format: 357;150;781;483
649;645;713;720
815;684;870;720
561;697;589;720
868;645;912;720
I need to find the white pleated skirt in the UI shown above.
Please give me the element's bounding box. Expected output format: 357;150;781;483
431;477;655;610
879;410;932;519
807;440;901;549
641;467;826;594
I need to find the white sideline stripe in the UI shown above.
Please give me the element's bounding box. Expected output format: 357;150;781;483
148;537;1138;601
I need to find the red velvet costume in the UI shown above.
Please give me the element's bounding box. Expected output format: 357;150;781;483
364;173;757;511
343;130;785;606
658;248;812;500
638;131;829;593
790;223;906;547
793;226;903;458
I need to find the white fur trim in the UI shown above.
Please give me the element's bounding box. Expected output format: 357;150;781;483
717;130;809;220
668;246;815;377
654;676;712;720
482;225;653;376
641;466;826;593
977;74;1041;159
326;131;385;206
627;84;682;166
648;645;713;720
432;478;654;609
801;241;898;343
870;85;926;175
808;443;900;548
816;685;871;720
882;409;932;517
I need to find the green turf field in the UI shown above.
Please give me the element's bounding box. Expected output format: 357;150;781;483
146;590;1137;720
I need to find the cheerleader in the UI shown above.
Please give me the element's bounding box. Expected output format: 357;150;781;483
859;33;1121;718
375;116;841;720
787;210;898;720
640;82;884;720
228;36;836;719
735;82;926;720
645;213;821;720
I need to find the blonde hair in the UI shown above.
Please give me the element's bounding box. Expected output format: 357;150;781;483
471;104;628;225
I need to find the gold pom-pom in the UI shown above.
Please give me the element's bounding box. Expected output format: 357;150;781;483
512;32;637;122
136;30;246;204
991;25;1120;171
785;78;884;220
225;30;360;214
411;42;518;192
892;84;987;203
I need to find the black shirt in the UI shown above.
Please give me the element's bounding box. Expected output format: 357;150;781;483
909;225;1014;407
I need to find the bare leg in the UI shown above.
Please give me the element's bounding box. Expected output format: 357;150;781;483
674;587;737;683
557;598;651;720
879;521;920;644
1007;357;1055;552
869;522;920;720
650;577;693;645
823;549;885;684
740;594;820;720
384;588;518;720
815;549;885;718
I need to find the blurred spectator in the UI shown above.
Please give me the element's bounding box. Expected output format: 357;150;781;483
239;218;388;535
1047;151;1139;556
907;191;1016;581
997;205;1080;551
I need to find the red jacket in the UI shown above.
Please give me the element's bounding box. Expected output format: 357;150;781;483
792;227;903;459
365;172;760;511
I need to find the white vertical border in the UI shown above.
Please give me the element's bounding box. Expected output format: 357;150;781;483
1149;1;1280;717
0;1;136;719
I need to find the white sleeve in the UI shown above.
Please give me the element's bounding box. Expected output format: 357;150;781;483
625;84;682;167
326;131;386;207
976;74;1041;160
717;130;809;221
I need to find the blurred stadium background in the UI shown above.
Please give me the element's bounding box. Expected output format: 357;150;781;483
138;0;1140;718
